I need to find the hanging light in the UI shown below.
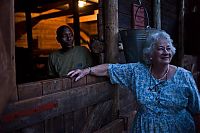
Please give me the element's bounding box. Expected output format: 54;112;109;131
78;0;87;8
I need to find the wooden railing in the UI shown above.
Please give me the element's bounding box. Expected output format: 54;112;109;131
0;75;137;133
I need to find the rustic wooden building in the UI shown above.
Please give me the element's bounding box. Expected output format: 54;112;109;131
0;0;200;132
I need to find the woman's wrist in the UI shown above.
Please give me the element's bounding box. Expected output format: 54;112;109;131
87;67;92;75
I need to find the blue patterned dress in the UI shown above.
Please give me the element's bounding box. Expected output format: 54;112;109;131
108;62;200;133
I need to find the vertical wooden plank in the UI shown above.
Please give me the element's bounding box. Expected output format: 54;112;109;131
111;85;119;120
74;108;87;133
17;82;42;100
42;78;62;95
9;87;19;103
62;77;72;90
21;122;44;133
71;76;86;88
94;119;125;133
0;0;16;114
64;112;74;133
81;100;112;133
45;115;65;133
86;75;107;85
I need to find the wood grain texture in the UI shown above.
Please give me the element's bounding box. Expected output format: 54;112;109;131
0;0;16;114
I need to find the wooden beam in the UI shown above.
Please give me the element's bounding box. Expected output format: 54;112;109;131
32;1;69;13
31;4;98;21
66;14;97;23
15;0;70;13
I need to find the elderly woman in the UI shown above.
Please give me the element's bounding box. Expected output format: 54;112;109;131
68;30;200;133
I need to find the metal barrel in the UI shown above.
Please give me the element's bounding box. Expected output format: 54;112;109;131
120;29;159;63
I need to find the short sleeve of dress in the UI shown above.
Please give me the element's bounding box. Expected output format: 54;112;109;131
108;63;136;89
186;72;200;114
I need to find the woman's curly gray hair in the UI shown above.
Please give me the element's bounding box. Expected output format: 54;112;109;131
142;30;176;65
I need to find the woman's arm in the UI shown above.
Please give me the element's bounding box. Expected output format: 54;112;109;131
67;64;109;81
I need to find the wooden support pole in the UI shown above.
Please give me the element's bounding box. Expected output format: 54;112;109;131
97;0;105;64
0;0;16;115
104;0;119;63
72;0;81;46
98;0;104;42
104;0;119;120
178;0;185;66
25;11;34;50
153;0;161;29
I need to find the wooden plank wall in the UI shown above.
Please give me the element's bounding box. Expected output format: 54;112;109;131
15;12;66;49
0;76;127;133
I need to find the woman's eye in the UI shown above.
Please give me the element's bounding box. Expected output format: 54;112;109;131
157;47;171;51
166;48;171;51
157;47;164;50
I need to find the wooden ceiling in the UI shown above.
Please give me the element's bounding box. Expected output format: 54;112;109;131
15;0;98;14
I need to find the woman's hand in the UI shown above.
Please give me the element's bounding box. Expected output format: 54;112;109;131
67;64;109;81
67;68;90;81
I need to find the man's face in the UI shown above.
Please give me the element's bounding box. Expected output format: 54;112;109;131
57;28;74;49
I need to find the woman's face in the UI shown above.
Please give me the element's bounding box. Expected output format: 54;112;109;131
151;39;173;65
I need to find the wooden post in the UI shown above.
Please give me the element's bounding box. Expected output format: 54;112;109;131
104;0;119;120
178;0;185;66
72;0;81;46
153;0;161;29
98;0;104;42
104;0;119;63
25;10;34;50
0;0;16;114
97;0;105;64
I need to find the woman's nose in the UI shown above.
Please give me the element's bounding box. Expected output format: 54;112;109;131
163;48;168;53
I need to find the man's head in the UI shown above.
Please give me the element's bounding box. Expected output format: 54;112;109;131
56;25;74;50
